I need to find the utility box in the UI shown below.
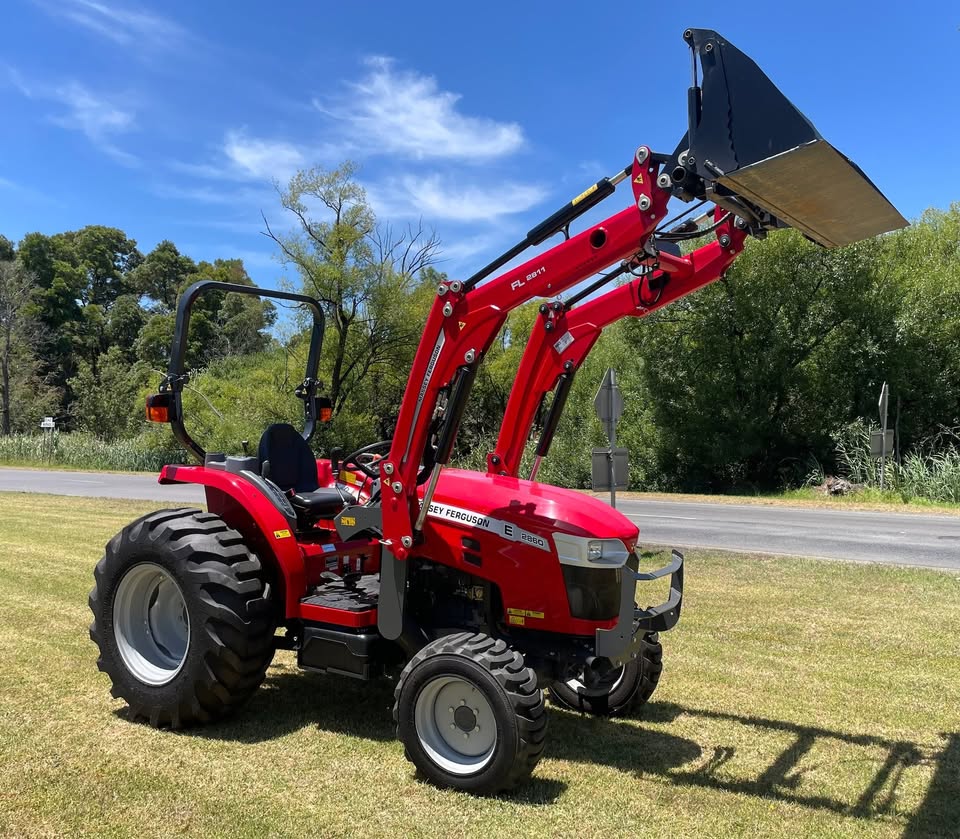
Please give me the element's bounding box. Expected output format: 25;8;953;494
870;429;894;458
591;448;629;492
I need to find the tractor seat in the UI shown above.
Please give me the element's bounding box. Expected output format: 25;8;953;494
289;487;353;519
258;423;355;522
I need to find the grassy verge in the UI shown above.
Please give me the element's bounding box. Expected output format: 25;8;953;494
0;460;148;475
597;487;960;516
0;433;184;473
0;493;958;838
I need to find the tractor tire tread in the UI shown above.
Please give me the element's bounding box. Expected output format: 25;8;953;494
89;508;276;729
393;631;546;793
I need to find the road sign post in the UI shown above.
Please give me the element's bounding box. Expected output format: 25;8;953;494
593;369;626;507
40;416;56;462
878;382;890;490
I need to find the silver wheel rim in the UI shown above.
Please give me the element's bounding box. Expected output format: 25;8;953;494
113;562;190;686
414;675;498;775
566;664;626;697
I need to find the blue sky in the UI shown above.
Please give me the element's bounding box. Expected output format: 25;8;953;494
2;1;957;289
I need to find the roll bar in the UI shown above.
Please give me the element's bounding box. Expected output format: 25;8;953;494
159;280;326;462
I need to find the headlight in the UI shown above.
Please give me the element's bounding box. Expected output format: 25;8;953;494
554;534;630;567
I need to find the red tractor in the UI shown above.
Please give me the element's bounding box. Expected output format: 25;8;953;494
89;29;905;793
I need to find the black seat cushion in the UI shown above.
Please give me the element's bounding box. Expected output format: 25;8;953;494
291;487;355;518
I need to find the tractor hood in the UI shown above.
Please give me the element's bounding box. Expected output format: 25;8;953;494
426;468;639;546
678;28;907;248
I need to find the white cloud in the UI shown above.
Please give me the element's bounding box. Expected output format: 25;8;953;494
435;233;506;265
4;69;138;165
30;0;188;51
368;174;546;223
51;82;138;164
315;57;525;161
222;130;306;182
0;175;61;205
168;130;321;186
149;181;267;206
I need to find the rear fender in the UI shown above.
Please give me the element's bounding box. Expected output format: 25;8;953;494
159;465;305;618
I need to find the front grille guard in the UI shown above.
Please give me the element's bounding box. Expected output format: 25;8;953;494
595;550;684;662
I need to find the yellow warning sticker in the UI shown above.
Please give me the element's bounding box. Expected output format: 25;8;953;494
273;529;292;539
458;321;467;330
343;472;357;485
634;173;644;184
508;615;525;626
571;183;598;206
507;608;544;620
340;516;356;527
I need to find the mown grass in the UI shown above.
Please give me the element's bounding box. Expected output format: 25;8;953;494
0;493;958;838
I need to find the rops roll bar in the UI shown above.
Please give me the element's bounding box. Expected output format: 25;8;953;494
157;280;326;462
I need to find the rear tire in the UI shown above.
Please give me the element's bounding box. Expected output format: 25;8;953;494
549;632;663;716
89;508;276;727
394;632;546;794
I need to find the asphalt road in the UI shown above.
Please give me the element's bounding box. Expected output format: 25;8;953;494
2;467;958;570
618;498;960;571
0;467;203;503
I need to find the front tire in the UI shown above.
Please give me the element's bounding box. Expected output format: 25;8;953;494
89;508;276;727
549;632;663;716
394;632;546;794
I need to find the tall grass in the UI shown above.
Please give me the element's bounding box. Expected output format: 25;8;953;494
0;433;186;472
833;419;960;503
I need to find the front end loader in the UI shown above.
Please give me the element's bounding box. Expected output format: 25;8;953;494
89;28;905;794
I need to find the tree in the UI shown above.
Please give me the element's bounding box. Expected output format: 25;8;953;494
16;226;145;419
128;240;197;311
262;163;439;417
622;229;891;489
879;204;960;446
69;346;150;439
0;260;55;434
134;258;275;370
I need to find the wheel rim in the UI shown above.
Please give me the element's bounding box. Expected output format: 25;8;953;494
113;562;190;686
414;675;498;775
566;664;626;697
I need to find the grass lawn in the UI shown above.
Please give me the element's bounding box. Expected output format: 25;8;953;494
0;493;958;838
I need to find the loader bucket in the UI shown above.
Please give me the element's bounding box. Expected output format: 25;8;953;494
681;29;907;247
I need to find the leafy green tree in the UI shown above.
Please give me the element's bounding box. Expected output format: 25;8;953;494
134;258;274;370
128;240;196;311
262;163;439;417
0;259;57;434
16;226;145;418
69;346;150;439
622;229;892;489
879;204;960;446
106;294;148;360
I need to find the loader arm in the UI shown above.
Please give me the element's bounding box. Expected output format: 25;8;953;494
378;26;906;561
488;209;748;478
380;149;671;557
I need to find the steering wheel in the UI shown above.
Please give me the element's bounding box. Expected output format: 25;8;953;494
340;440;392;480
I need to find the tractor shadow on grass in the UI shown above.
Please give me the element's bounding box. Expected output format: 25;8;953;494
167;670;959;828
180;666;703;803
637;701;958;835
